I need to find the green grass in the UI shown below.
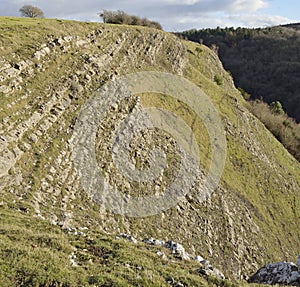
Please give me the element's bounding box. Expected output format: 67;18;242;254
140;92;212;171
182;40;300;266
0;16;299;286
1;208;256;287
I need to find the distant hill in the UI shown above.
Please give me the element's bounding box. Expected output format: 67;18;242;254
282;22;300;30
177;23;300;123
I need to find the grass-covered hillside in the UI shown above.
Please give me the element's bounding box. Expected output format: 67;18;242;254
0;17;299;286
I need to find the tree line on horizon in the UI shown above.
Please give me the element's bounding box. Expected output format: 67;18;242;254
99;10;162;30
18;5;162;30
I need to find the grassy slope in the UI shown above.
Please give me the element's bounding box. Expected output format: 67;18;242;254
0;17;299;286
2;208;244;287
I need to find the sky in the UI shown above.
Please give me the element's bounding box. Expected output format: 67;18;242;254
0;0;299;31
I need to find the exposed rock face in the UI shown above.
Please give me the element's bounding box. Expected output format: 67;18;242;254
165;240;191;260
248;256;300;286
1;19;300;281
117;233;138;243
197;260;226;280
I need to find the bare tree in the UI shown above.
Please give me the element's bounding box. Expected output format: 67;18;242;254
19;5;44;18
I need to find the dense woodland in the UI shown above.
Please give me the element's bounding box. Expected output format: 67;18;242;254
177;24;300;161
177;24;300;122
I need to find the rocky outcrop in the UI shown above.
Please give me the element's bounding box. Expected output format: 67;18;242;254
129;236;226;280
248;255;300;286
117;233;138;243
1;18;300;281
0;25;186;224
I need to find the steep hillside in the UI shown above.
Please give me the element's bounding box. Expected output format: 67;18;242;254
0;17;299;286
177;24;300;122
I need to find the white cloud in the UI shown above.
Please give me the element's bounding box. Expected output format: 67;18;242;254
0;0;298;31
228;13;294;27
163;0;199;4
227;0;268;13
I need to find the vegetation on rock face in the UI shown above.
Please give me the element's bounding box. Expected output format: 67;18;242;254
176;24;300;123
214;74;223;85
0;17;299;286
19;5;44;18
247;100;300;161
99;10;162;30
